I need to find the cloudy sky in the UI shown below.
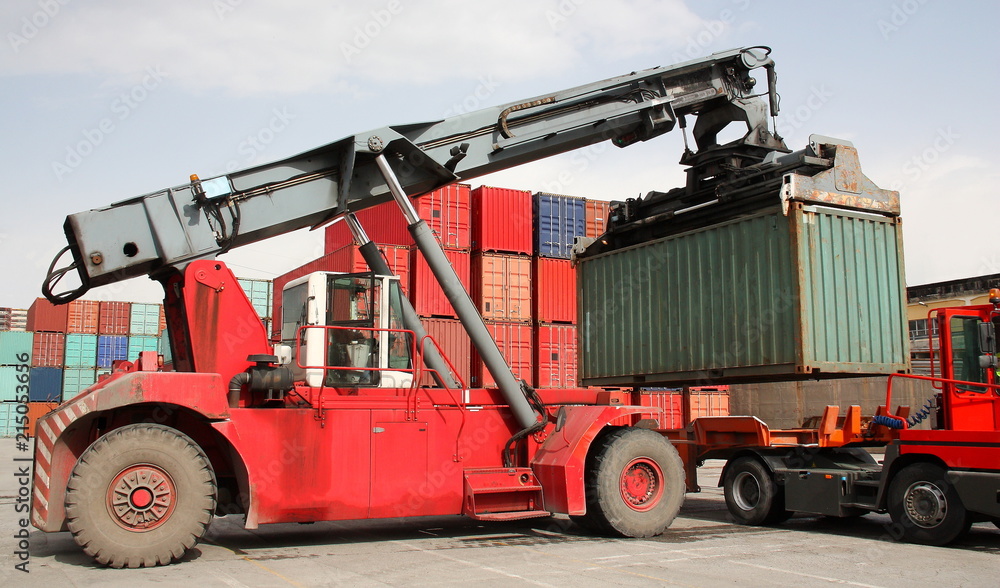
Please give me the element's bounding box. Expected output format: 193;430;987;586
1;0;996;307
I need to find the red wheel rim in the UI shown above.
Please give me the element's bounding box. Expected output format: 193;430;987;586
107;464;176;531
619;457;663;512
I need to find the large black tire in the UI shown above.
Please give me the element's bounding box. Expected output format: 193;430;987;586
723;457;789;525
577;428;685;537
65;424;217;568
887;463;970;546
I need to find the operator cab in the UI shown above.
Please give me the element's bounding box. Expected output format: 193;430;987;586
280;272;414;389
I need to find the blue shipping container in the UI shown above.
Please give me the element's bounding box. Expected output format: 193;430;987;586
29;367;62;402
0;331;33;365
97;335;129;368
64;334;99;368
63;368;97;401
129;303;162;337
0;366;30;402
128;336;159;361
534;193;586;259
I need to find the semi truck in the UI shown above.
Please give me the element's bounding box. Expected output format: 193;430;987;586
29;46;999;568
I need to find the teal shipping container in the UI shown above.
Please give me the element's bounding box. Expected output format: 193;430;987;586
577;204;909;386
1;366;30;402
127;336;159;361
0;402;19;437
129;303;162;337
0;331;33;365
238;278;272;319
63;368;97;401
159;328;173;366
64;334;99;368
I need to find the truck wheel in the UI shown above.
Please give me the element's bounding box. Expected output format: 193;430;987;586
580;428;685;537
65;424;217;568
887;463;970;546
723;457;789;525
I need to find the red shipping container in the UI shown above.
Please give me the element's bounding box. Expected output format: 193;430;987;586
67;300;100;334
471;186;533;254
414;183;472;249
533;257;576;324
410;248;471;318
473;321;533;388
690;388;731;419
324;201;412;253
417;317;472;387
271;245;410;339
27;298;69;333
585;199;611;238
639;391;684;429
31;331;66;367
472;253;532;323
534;323;577;388
98;301;131;335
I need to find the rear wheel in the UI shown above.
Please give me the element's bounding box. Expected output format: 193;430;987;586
723;457;789;525
65;424;217;568
887;463;970;546
577;428;685;537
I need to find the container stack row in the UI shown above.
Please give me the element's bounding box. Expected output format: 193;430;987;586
0;307;28;331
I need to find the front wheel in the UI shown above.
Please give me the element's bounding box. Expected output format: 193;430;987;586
65;424;217;568
577;428;685;537
887;463;970;546
723;457;789;525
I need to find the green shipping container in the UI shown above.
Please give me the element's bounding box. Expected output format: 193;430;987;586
64;334;99;368
0;331;33;365
129;303;162;337
238;278;272;320
128;336;160;361
577;204;909;386
63;368;97;401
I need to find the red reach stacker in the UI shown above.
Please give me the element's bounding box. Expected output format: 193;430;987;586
29;47;999;568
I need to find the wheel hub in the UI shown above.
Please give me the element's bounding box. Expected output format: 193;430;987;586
904;481;947;528
732;471;761;511
620;458;664;512
107;464;176;531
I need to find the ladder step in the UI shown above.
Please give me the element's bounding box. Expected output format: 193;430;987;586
469;510;551;522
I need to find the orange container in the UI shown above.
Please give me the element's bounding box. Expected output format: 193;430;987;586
585;199;610;238
31;332;66;367
533;257;576;324
534;323;577;388
67;300;100;334
472;253;532;323
473;321;533;388
415;183;471;249
27;402;60;437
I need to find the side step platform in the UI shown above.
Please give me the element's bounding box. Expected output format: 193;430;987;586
463;468;550;521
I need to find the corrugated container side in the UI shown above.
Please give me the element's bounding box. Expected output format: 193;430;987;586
471;186;533;254
472;253;532;323
1;366;29;402
577;206;908;385
416;183;472;249
98;301;132;335
66;300;100;334
97;335;129;368
63;334;98;368
0;307;10;330
417;318;472;387
324;201;412;252
29;367;63;402
473;321;533;388
271;245;410;338
585;199;610;238
27;401;60;437
127;336;159;361
534;323;577;388
62;368;97;400
237;279;272;320
32;332;66;368
690;389;731;419
533;257;576;324
8;309;28;332
27;297;69;333
639;391;684;429
410;248;472;318
159;328;173;366
129;303;162;336
0;331;34;365
0;402;17;437
534;193;587;259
